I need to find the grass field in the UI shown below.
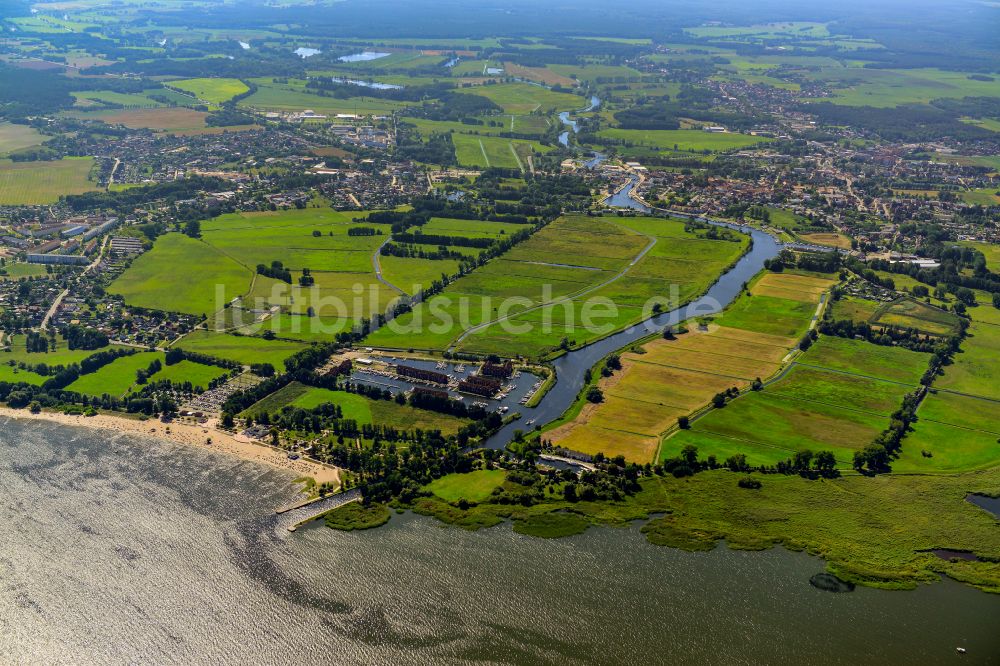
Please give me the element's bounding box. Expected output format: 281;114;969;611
873;298;960;336
797;232;852;249
425;469;507;502
798;335;931;384
366;216;747;358
240;79;410;116
0;122;45;155
173;330;306;368
65;352;160;397
661;314;927;468
597;128;771;152
451;133;550;170
168;77;249;104
548;325;792;462
68;107;220;133
242;381;469;434
463;83;582;113
798;67;1000;107
0;363;48;386
1;335;124;367
109;233;253;316
934;321;1000;400
151;359;229;389
959;188;1000;206
0;157;96;204
895;391;1000;473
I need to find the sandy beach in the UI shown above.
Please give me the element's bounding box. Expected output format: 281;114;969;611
0;407;341;486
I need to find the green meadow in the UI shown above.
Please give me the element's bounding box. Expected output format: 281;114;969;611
0;157;96;205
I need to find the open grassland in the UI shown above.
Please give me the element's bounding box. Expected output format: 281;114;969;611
242;381;469;434
0;157;96;204
151;359;229;389
240;79;410;116
173;330;306;368
463;83;582;114
457;217;750;358
366;216;747;358
597;128;771;152
502;63;576;88
873;298;960;336
65;352;160;397
801;67;1000;107
959;188;1000;206
713;293;816;342
959;241;1000;271
662;330;927;468
417;217;526;239
68;107;219;133
168;77;249;104
0;262;51;280
0;122;45;155
798;335;931;384
450;133;549;170
797;232;852;249
0;363;48;385
109;233;253;316
934;321;1000;400
201;208;382;273
548;325;791;462
426;469;508;502
895;391;1000;473
2;335;124;367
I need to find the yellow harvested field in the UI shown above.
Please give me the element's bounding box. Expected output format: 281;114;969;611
751;272;835;302
798;232;852;250
549;325;795;462
555;424;658;462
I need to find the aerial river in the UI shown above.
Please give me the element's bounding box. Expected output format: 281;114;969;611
482;179;778;450
2;418;999;663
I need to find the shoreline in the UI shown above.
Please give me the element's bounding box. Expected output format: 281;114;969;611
0;407;341;486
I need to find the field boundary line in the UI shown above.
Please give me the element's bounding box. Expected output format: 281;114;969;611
478;139;490;167
791;361;920;388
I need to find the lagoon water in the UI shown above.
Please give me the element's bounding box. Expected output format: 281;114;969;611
2;418;1000;664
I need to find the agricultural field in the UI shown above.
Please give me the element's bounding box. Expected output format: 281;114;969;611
366;216;747;358
799;67;1000;107
663;336;928;468
934;321;1000;400
0;362;48;385
167;78;249;104
896;391;1000;473
797;232;852;249
463;83;582;113
109;233;253;316
451;133;550;170
66;107;242;135
0;122;45;156
597;128;771;152
1;335;124;367
457;217;751;358
65;352;161;397
425;469;508;502
242;381;469;435
239;79;410;116
548;325;792;462
172;330;306;369
959;188;1000;206
0;157;96;205
872;298;960;336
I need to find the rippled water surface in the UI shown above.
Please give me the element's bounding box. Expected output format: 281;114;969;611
2;418;999;664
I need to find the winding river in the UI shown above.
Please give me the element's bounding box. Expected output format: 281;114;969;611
484;180;779;450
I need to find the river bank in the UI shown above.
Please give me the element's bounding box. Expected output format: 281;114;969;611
0;406;341;486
